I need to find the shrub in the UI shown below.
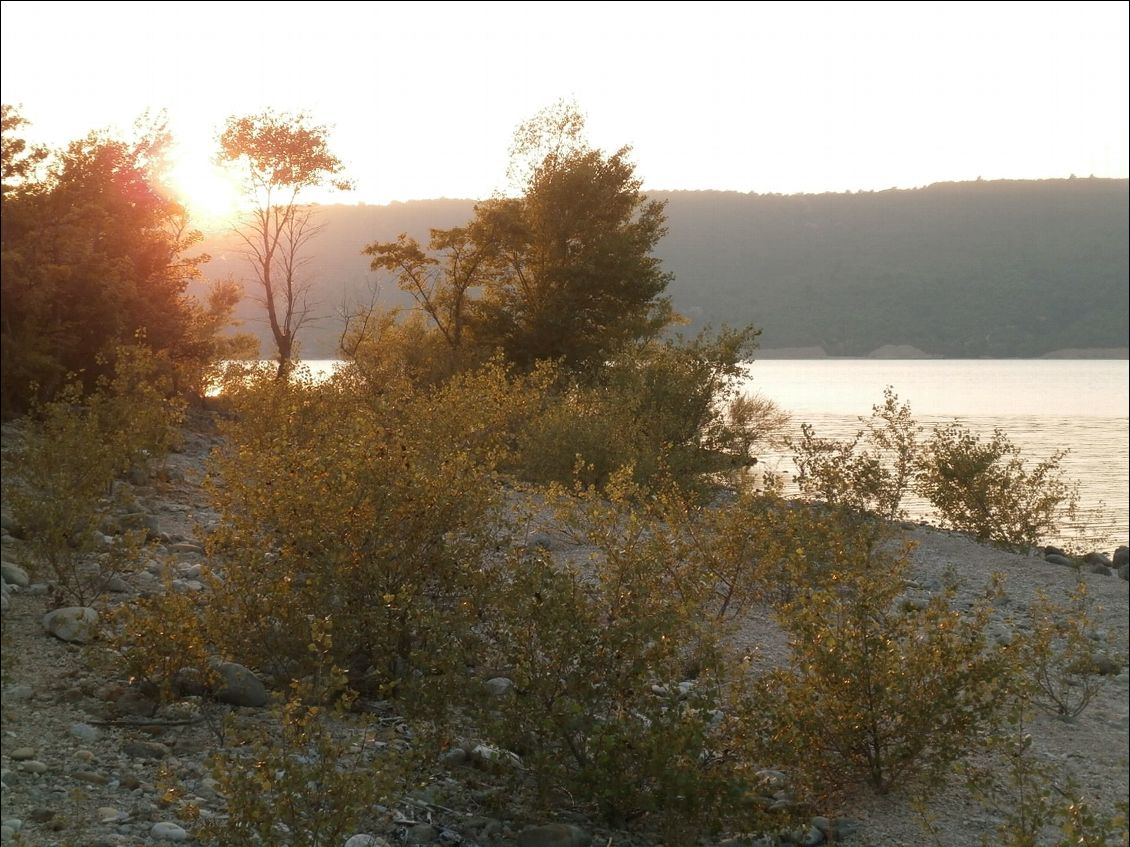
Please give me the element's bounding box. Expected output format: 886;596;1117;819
1019;581;1115;719
201;624;399;847
966;713;1130;847
200;365;507;694
517;326;760;490
916;422;1079;550
787;387;919;520
473;471;775;841
748;509;1010;798
2;346;182;603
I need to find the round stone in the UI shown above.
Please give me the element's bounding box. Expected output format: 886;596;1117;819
151;822;189;841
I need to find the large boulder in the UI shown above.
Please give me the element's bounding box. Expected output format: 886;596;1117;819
42;607;99;643
1;561;30;588
213;661;269;707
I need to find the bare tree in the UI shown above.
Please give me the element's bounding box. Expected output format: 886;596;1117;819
218;111;350;377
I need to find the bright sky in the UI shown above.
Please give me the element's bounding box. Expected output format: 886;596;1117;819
2;0;1127;211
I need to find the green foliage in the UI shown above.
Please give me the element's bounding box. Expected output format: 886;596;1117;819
1018;582;1115;720
200;365;505;692
516;326;760;489
917;422;1079;550
201;624;397;847
0;110;214;414
788;389;1081;550
357;102;675;375
1;107;246;414
475;471;770;840
788;387;919;520
749;509;1011;798
2;346;183;603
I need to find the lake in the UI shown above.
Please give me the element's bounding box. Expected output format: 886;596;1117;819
738;359;1129;553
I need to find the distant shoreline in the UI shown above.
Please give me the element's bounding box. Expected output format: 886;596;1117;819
754;346;1129;360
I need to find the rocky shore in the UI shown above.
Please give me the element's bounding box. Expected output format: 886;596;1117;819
2;412;1127;847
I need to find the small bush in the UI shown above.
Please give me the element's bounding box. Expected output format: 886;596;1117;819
201;628;398;847
200;366;505;693
966;713;1130;847
473;471;774;841
916;422;1079;550
2;346;182;603
1019;582;1114;719
788;387;919;520
517;326;760;490
748;509;1010;797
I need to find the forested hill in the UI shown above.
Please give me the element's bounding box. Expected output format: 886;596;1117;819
199;178;1129;358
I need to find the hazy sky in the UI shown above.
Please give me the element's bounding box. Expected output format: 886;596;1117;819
2;0;1127;206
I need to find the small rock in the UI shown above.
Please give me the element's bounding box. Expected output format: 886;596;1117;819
345;837;391;847
169;542;204;555
151;821;189;841
71;770;111;786
484;677;515;696
1113;546;1129;568
0;561;29;588
123;740;170;759
1045;545;1067;557
17;760;48;774
171;667;207;698
812;816;861;840
1090;654;1123;676
118;772;141;791
1045;553;1074;568
1086;563;1112;576
214;661;269;707
440;747;468;767
97;807;128;823
1084;552;1113;567
517;824;591;847
0;511;20;535
9;747;36;761
115;687;159;717
70;722;101;743
6;685;35;703
177;563;203;580
42;606;99;643
99;574;132;593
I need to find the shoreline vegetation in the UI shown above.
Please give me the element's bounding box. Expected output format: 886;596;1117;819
3;102;1128;846
1;396;1127;847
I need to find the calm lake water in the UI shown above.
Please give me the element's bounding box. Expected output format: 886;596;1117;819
738;360;1129;552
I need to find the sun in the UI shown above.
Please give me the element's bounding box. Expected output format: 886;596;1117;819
166;143;244;229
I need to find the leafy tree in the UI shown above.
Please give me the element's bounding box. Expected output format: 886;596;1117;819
358;102;673;375
474;102;674;370
218;111;351;376
1;104;47;195
1;110;211;413
361;225;491;377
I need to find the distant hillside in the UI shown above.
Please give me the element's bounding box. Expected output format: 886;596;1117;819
198;178;1129;358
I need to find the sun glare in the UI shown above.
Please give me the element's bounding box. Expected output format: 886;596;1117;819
167;145;244;229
